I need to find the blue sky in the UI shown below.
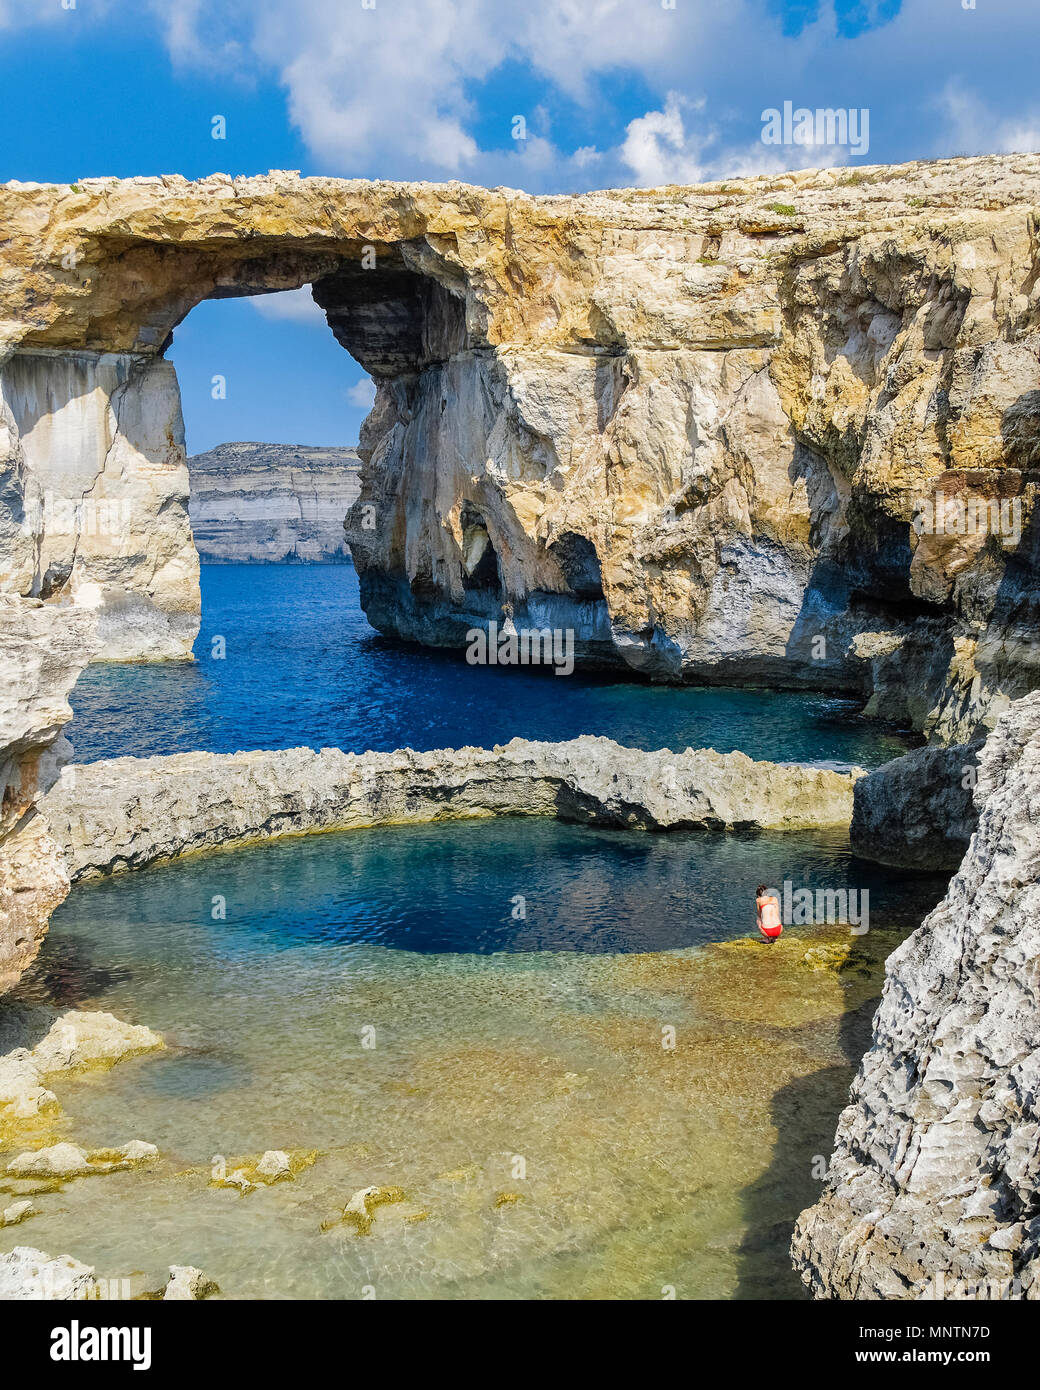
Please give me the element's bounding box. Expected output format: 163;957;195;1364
2;0;1037;452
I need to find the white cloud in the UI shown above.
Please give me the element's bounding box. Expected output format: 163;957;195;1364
250;286;327;324
934;82;1040;157
9;0;1038;190
616;93;847;189
346;377;376;408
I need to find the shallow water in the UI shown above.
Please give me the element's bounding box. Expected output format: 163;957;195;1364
68;564;915;768
2;820;948;1300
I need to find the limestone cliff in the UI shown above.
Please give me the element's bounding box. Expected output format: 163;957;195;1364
793;692;1040;1299
40;737;860;881
0;597;96;993
187;441;360;562
0;159;1037;733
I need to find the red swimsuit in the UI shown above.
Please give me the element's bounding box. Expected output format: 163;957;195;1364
757;896;783;939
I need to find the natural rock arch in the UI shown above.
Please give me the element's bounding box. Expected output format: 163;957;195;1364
0;161;1038;741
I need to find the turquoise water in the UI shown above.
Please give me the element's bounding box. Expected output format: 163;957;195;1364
15;564;941;1300
68;564;915;767
7;819;947;1300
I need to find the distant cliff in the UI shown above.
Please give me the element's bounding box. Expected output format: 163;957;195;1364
187;442;360;562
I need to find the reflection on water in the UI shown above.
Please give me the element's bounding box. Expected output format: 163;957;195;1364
68;564;916;769
1;820;948;1300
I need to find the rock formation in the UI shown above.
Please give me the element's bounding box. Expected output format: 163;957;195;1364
0;159;1037;737
792;692;1040;1299
0;597;96;995
41;737;860;880
0;1007;164;1141
0;1246;99;1300
187;441;360;562
850;740;982;870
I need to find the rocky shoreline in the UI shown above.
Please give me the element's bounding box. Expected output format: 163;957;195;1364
793;692;1040;1298
42;737;861;882
1;154;1039;1301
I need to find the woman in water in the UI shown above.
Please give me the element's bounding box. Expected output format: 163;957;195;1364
756;884;783;942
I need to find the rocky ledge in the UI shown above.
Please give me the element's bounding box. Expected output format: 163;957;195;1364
850;739;983;871
792;691;1040;1299
41;737;860;881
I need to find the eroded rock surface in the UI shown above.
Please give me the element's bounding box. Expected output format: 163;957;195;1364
0;597;96;993
793;692;1040;1299
850;740;982;870
0;1008;164;1141
41;737;861;880
1;160;1038;734
0;1246;98;1300
187;441;360;562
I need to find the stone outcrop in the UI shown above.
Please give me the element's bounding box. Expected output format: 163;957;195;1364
0;596;96;994
1;159;1038;735
850;740;982;870
0;1247;99;1300
187;441;360;562
792;692;1040;1299
40;737;860;880
0;1007;164;1141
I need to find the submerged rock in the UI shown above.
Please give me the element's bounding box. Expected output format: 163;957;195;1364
44;738;862;881
5;1139;157;1178
208;1148;315;1194
324;1185;405;1234
793;692;1040;1299
0;1199;35;1227
0;1009;163;1144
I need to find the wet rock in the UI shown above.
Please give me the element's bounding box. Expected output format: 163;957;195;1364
6;1143;95;1178
163;1265;219;1301
0;1246;98;1301
0;1199;35;1227
0;1009;163;1144
255;1150;292;1181
29;1010;164;1073
209;1149;315;1193
324;1185;405;1234
6;1139;158;1178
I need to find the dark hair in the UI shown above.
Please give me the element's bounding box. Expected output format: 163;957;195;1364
756;883;768;896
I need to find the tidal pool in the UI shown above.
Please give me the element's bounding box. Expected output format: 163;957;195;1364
1;819;948;1300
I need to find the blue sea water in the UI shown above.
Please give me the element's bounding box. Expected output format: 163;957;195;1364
68;563;915;766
